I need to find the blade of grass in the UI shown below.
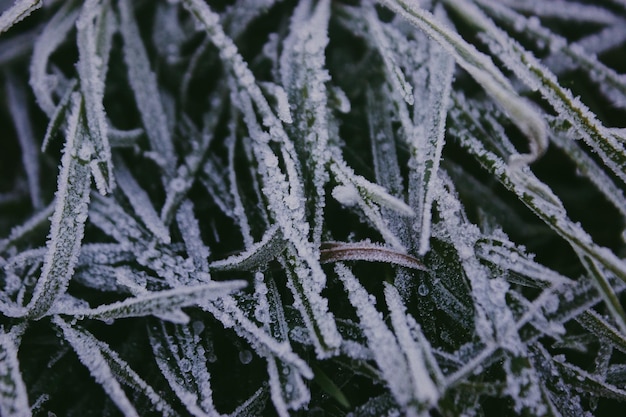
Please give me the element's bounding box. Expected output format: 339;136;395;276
0;0;41;35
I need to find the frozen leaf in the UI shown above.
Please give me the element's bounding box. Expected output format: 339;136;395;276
577;310;626;355
113;267;190;323
226;133;254;247
331;157;413;250
227;90;341;357
260;82;292;124
451;93;626;293
475;236;573;288
404;28;455;255
478;0;626;110
548;346;626;402
182;0;287;144
366;87;411;246
280;251;341;358
279;0;331;245
89;193;147;244
434;178;547;415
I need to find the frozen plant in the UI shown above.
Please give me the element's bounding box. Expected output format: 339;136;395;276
1;0;626;415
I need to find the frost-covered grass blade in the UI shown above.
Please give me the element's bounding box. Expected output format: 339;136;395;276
24;93;91;319
0;329;30;417
66;280;247;322
0;0;41;35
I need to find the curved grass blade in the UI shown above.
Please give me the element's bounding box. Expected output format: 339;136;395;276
320;241;426;271
210;225;284;272
444;0;626;183
476;0;626;110
29;0;79;117
451;94;626;285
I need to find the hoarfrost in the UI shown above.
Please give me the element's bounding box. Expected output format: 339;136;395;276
5;72;42;209
115;158;171;244
335;263;416;412
384;283;439;408
29;1;78;117
2;0;626;415
76;0;114;193
149;321;219;416
67;280;246;322
119;0;175;177
56;316;176;416
25;93;91;319
0;0;41;35
0;329;30;417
